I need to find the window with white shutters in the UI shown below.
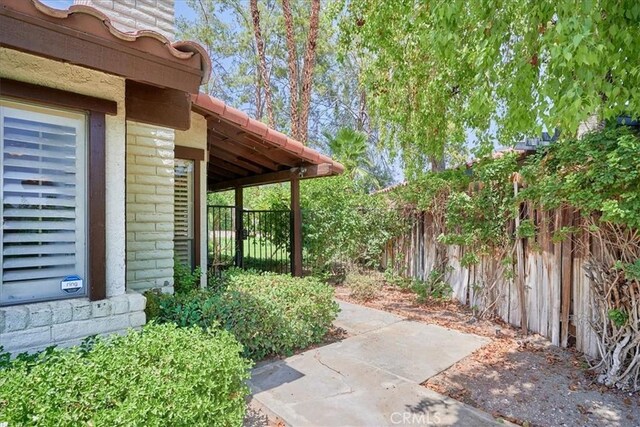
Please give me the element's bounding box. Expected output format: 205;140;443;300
0;100;87;305
174;158;194;268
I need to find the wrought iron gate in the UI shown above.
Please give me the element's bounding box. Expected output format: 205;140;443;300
208;205;292;275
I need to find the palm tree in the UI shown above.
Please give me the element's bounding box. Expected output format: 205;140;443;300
323;127;382;190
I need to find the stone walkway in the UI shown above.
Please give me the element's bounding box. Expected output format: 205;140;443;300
248;301;506;426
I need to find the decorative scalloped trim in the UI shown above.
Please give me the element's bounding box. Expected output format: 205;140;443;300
173;41;211;85
31;0;211;84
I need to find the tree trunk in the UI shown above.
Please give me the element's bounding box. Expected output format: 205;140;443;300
281;0;300;140
298;0;320;144
357;90;367;131
249;0;274;128
430;156;445;172
255;69;263;119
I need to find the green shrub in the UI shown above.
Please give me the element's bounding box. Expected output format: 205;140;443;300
383;268;413;291
0;324;250;426
345;272;383;301
174;260;202;294
222;272;339;359
411;270;452;303
148;271;340;360
153;290;219;329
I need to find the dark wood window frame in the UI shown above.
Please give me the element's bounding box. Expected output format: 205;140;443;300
174;145;204;271
0;78;117;302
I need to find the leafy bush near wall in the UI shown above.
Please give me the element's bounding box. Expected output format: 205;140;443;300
174;260;202;294
146;270;340;360
410;270;453;303
0;324;250;426
345;271;383;301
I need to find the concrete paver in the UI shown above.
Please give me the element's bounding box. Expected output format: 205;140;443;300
249;300;499;426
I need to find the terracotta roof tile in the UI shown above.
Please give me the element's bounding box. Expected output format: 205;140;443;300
245;119;269;137
191;93;344;174
221;106;250;127
285;137;305;155
302;147;321;163
265;129;289;147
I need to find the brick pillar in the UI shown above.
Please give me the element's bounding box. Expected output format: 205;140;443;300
126;121;176;291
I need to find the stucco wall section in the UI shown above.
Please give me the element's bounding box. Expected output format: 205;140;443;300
174;112;207;150
74;0;175;41
174;112;208;287
126;121;175;292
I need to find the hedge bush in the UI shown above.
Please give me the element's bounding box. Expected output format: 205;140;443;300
0;324;250;427
345;271;383;301
147;270;340;360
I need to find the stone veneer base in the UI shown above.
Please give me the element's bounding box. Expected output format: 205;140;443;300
0;292;146;355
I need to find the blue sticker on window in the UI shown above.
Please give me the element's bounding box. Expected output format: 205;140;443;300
61;275;84;293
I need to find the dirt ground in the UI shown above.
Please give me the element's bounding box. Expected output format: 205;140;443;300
335;283;640;427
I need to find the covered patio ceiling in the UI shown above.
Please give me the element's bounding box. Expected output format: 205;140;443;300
191;93;344;192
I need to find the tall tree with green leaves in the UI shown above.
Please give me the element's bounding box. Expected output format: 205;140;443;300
339;0;640;176
178;0;338;144
250;0;275;127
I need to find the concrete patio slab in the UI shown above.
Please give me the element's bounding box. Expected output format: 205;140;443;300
251;349;497;426
249;301;498;426
318;320;489;383
333;300;403;335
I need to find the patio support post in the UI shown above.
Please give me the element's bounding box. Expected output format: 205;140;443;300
234;186;244;268
290;177;303;277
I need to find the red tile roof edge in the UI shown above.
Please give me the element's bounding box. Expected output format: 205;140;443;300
29;0;211;85
192;93;345;174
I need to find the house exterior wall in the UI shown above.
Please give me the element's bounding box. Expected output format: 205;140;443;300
0;48;145;354
174;112;208;287
577;114;603;139
74;0;175;41
126;122;176;292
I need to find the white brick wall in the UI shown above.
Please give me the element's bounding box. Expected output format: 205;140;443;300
126;122;176;292
74;0;175;41
0;294;146;355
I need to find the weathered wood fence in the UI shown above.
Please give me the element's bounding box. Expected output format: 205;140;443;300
381;206;601;357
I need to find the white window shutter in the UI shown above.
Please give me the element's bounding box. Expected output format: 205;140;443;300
1;101;87;305
174;159;194;268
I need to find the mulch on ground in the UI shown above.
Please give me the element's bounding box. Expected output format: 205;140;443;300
335;283;640;427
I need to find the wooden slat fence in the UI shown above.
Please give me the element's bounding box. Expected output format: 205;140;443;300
382;207;601;357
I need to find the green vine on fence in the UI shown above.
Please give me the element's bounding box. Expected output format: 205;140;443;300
520;126;640;228
395;125;640;262
396;151;521;265
393;124;640;390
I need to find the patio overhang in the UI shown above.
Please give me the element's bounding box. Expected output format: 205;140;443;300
192;92;344;276
191;93;344;193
